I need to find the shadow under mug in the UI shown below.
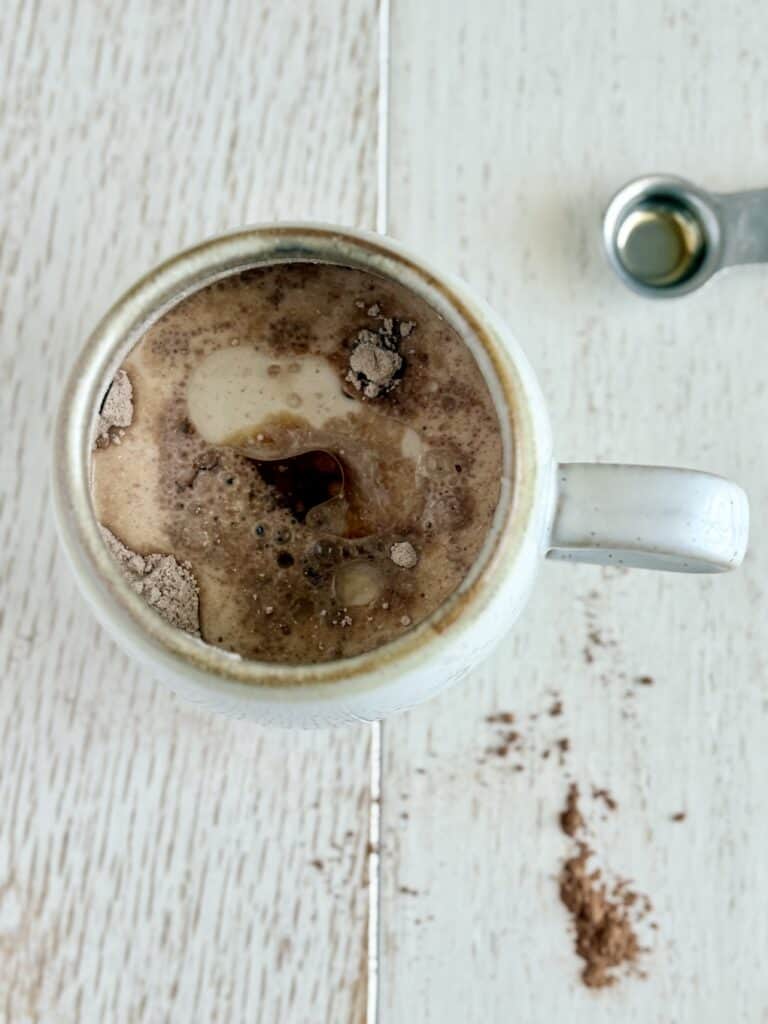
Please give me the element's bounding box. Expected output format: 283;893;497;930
52;224;749;727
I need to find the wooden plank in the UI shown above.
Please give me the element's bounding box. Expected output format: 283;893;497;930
0;2;376;1021
381;1;768;1019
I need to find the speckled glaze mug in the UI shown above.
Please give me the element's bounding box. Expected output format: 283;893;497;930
52;225;749;727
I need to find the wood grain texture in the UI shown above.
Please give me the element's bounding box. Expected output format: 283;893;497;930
0;2;376;1021
382;1;768;1020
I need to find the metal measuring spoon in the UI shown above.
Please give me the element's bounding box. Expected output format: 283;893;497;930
603;174;768;297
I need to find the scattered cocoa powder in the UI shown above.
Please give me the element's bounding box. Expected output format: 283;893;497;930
636;675;654;686
484;714;525;760
536;737;571;764
486;711;515;725
592;787;618;812
484;705;574;767
588;629;606;648
481;690;653;991
100;526;200;634
670;811;686;822
493;729;521;757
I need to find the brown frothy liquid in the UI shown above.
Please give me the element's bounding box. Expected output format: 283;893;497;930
92;263;503;664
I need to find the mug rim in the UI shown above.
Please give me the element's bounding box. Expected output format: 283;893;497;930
52;223;544;711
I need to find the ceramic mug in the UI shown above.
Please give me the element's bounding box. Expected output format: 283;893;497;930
52;225;749;727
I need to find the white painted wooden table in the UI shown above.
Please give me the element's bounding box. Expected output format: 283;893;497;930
2;2;767;1021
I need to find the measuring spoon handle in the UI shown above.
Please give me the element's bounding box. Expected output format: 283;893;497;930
712;189;768;267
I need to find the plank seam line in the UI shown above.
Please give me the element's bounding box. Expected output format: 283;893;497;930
367;0;390;1019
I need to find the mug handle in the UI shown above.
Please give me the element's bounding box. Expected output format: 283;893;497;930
548;463;749;573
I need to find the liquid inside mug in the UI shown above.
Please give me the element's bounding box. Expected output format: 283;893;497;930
52;225;749;727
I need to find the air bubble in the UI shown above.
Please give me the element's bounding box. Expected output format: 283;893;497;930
303;565;323;586
311;539;344;564
334;561;385;607
290;597;314;621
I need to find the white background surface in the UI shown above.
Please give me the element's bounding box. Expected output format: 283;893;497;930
2;1;767;1021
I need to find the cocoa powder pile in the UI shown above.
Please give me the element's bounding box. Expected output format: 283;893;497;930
558;784;651;989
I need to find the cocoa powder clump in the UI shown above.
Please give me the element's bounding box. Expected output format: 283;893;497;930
100;527;200;634
95;370;133;447
390;541;419;568
345;319;413;399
